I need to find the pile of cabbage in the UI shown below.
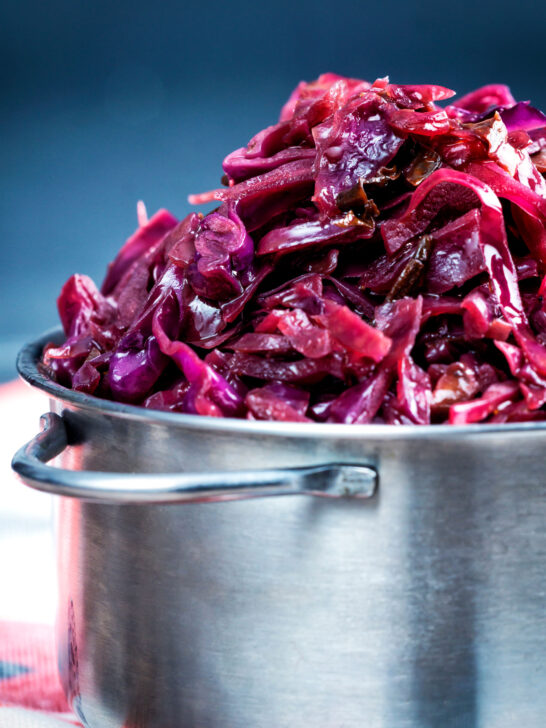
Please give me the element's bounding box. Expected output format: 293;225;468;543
43;74;546;424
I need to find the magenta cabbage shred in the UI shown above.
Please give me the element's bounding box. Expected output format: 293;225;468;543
42;73;546;424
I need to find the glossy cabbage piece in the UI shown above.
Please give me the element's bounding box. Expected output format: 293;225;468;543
44;73;546;424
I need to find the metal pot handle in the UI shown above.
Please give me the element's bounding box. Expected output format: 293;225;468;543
12;413;378;503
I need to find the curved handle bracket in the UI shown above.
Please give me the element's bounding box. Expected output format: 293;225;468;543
12;413;378;504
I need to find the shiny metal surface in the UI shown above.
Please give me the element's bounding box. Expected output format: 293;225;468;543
13;331;546;728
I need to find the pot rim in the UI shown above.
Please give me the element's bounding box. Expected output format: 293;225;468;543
18;328;546;441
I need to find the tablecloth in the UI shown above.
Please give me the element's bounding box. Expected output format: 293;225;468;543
0;380;82;726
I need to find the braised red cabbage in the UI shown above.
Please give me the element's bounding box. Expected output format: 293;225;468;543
42;74;546;424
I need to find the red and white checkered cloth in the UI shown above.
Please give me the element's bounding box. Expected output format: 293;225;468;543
0;622;78;725
0;380;83;727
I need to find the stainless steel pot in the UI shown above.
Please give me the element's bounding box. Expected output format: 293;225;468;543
12;330;546;728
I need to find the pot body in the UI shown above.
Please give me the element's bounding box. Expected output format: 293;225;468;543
49;398;546;728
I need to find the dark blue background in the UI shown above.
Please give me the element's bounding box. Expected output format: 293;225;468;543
2;0;545;379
